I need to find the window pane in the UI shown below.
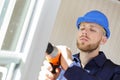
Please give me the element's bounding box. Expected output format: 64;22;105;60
1;0;31;51
0;0;9;29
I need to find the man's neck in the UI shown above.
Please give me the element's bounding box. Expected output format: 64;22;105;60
79;49;99;68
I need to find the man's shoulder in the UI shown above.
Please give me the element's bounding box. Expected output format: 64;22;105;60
105;59;120;72
106;59;120;67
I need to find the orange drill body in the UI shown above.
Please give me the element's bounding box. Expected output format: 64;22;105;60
46;43;61;73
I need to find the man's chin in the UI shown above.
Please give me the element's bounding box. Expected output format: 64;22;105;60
79;48;90;52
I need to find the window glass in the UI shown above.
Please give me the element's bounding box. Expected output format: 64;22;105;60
1;0;31;51
0;0;9;29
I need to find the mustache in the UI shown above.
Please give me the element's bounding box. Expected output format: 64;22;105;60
79;35;90;40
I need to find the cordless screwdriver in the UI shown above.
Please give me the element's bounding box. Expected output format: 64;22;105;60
45;42;61;73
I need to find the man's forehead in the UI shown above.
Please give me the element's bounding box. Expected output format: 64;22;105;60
80;22;104;29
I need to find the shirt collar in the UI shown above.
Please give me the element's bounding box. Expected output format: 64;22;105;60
92;51;107;67
73;51;107;68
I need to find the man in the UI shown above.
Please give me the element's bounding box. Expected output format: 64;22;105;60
39;10;120;80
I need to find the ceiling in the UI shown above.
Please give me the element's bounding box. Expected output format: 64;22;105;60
49;0;120;64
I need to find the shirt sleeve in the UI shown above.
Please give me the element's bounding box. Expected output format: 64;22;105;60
64;66;102;80
112;74;120;80
112;66;120;80
64;65;120;80
57;58;81;80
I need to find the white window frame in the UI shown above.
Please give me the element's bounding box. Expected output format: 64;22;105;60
0;66;7;80
19;0;61;80
0;0;61;80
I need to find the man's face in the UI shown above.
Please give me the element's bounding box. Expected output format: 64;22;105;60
76;22;106;52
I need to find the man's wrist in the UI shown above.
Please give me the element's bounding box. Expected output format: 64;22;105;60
67;59;73;66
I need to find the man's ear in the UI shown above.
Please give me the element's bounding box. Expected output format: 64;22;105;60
100;36;107;45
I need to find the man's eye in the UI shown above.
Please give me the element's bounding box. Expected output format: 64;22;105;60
90;29;96;32
80;28;85;31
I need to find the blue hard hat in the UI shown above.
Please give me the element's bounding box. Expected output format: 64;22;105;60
76;10;110;38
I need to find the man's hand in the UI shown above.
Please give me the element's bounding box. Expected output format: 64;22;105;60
38;45;73;80
38;60;60;80
56;46;73;70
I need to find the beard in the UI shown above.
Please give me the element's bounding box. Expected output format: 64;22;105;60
76;39;101;53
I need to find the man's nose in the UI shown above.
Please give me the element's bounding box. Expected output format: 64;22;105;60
82;29;88;35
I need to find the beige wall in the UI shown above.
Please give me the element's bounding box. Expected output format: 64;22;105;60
49;0;120;64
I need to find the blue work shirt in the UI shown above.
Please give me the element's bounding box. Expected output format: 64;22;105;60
57;51;120;80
